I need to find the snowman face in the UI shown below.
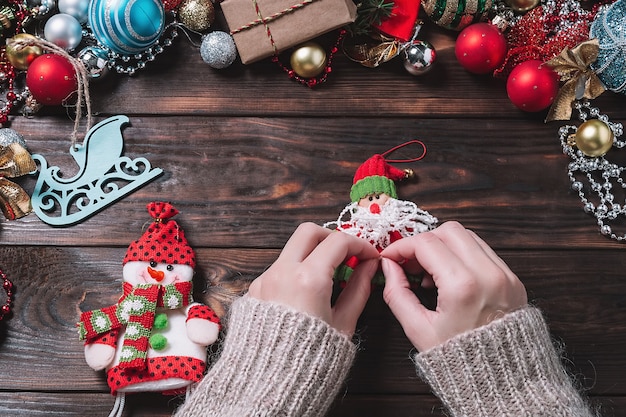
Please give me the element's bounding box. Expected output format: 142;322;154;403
123;260;194;286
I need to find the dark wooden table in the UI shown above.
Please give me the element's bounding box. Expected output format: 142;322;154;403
1;20;625;417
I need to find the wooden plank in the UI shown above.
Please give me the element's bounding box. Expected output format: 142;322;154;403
0;392;622;416
1;246;625;396
73;29;626;119
3;116;624;249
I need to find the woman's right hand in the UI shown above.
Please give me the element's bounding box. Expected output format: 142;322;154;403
380;221;528;352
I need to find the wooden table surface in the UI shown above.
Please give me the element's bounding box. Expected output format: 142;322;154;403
1;20;625;417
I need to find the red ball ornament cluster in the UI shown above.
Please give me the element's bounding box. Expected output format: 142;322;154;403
25;54;78;106
455;21;561;113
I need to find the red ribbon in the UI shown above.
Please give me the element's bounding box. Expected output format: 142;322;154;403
372;0;420;42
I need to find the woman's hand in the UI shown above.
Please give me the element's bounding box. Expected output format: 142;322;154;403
247;222;380;336
381;221;527;352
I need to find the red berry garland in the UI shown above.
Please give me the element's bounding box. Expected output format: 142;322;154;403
0;269;13;320
0;0;33;125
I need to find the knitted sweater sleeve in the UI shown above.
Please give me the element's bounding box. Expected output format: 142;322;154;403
173;295;357;417
413;306;596;417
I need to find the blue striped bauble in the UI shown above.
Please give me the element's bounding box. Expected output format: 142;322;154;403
88;0;165;55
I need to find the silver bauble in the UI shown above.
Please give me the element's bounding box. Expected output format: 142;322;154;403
403;40;436;76
0;128;27;148
44;13;82;50
58;0;90;23
200;31;237;69
33;0;56;18
78;47;110;79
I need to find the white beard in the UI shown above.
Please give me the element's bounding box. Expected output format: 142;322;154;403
323;198;438;249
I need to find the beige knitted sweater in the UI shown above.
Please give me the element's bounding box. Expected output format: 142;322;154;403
174;298;593;417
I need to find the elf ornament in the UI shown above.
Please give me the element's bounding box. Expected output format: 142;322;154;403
78;202;221;416
323;141;438;284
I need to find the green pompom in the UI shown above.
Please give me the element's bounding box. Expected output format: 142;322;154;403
333;264;354;283
153;313;168;330
149;334;167;350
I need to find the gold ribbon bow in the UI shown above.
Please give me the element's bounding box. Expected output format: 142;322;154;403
0;142;36;220
545;39;606;122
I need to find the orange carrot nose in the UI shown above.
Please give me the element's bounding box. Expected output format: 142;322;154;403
147;267;165;282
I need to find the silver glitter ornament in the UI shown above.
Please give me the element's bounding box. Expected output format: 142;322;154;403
78;47;110;79
200;31;237;69
0;128;27;148
403;40;436;76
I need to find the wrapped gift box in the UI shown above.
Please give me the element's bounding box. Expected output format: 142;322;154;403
222;0;357;64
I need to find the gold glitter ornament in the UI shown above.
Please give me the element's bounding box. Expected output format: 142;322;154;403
290;42;327;78
504;0;539;12
570;119;614;157
422;0;492;31
5;33;43;70
178;0;215;32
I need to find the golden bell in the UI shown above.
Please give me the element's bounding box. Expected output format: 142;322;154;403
6;33;43;70
574;119;614;157
290;42;327;78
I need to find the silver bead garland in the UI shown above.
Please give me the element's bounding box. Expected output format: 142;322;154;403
81;21;179;76
559;100;626;241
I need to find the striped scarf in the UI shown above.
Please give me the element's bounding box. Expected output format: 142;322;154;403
78;281;193;369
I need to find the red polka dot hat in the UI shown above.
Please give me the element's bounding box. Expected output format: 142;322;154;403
123;201;196;268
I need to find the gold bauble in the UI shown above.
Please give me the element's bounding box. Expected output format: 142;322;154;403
178;0;215;32
505;0;540;12
290;42;327;78
575;119;614;157
6;34;43;70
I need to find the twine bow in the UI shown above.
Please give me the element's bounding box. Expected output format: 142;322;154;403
545;39;606;122
0;142;36;220
5;36;92;147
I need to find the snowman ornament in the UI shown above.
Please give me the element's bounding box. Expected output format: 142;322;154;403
78;202;221;416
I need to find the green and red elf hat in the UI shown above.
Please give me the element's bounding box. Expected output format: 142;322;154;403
123;201;196;268
349;141;426;203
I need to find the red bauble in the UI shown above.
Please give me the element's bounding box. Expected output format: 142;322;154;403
26;54;77;106
455;23;507;74
506;59;560;112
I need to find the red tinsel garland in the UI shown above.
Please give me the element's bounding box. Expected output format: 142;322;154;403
494;0;611;78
